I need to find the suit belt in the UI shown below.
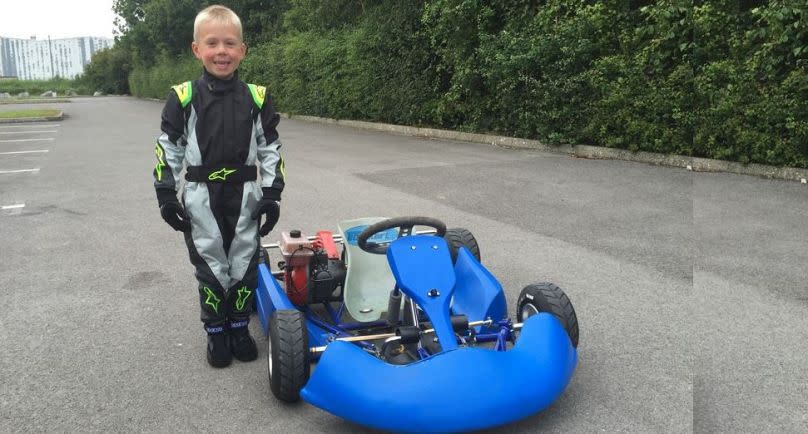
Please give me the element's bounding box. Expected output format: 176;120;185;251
185;165;258;183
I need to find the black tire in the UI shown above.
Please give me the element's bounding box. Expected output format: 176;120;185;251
267;310;309;402
516;283;579;348
444;228;481;263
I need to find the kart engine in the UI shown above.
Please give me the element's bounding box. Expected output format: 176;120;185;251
279;229;346;306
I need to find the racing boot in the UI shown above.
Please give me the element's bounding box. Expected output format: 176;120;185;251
206;324;232;368
229;319;258;362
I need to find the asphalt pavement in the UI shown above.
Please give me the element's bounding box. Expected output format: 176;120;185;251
0;96;806;432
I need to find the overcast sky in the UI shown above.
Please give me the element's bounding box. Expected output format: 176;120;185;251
0;0;116;40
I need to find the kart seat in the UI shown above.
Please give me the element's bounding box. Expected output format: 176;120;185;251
338;217;397;322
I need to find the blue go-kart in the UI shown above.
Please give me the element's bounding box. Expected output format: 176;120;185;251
255;216;579;432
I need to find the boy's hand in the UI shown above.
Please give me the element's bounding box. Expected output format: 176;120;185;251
156;189;191;232
160;201;192;232
251;196;280;237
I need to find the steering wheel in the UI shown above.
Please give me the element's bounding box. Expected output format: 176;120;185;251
357;216;447;254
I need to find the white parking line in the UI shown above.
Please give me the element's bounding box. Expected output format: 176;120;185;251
0;168;39;174
0;150;49;155
0;130;57;134
0;124;60;129
0;138;54;143
1;203;25;215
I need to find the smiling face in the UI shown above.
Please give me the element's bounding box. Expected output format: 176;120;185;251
191;20;246;80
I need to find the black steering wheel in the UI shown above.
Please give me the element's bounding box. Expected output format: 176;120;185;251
357;216;447;254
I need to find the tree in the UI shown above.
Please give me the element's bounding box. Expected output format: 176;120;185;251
77;46;131;94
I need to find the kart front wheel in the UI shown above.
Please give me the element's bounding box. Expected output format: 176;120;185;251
516;283;579;348
267;310;309;402
444;227;481;263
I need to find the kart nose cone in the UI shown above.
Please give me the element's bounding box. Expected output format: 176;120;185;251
300;313;577;433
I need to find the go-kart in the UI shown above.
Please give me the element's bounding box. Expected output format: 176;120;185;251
255;216;579;432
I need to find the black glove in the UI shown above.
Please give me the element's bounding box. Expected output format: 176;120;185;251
251;188;281;236
157;189;191;232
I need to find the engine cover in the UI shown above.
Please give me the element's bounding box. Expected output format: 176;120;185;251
309;252;346;303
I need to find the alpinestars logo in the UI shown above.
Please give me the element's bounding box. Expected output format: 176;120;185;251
208;168;236;181
200;286;221;314
235;286;252;311
154;144;166;181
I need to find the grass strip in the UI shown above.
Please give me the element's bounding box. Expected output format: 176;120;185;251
0;109;61;119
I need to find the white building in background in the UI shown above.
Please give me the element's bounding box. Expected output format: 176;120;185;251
0;36;113;80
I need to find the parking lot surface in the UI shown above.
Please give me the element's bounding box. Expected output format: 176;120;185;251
1;97;806;432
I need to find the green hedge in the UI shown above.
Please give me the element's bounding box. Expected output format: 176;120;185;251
128;56;200;99
118;0;808;168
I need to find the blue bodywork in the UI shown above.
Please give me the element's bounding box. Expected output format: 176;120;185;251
386;236;459;351
301;313;576;432
256;234;577;432
450;247;508;333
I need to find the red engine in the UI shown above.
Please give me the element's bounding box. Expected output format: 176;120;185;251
279;229;345;306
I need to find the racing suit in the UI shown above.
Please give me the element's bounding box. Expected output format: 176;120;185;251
153;69;284;329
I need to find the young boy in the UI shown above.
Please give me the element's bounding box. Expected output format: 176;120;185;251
153;5;285;368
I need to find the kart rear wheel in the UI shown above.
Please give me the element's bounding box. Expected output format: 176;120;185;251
267;310;309;402
444;228;481;263
516;283;579;348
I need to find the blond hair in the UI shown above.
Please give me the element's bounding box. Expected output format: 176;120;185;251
193;5;243;41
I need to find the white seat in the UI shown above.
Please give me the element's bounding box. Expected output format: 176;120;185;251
338;217;397;322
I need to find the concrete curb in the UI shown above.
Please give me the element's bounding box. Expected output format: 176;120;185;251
283;113;808;183
0;110;64;124
0;98;71;105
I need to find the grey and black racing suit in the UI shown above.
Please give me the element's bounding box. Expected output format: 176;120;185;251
153;69;284;329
